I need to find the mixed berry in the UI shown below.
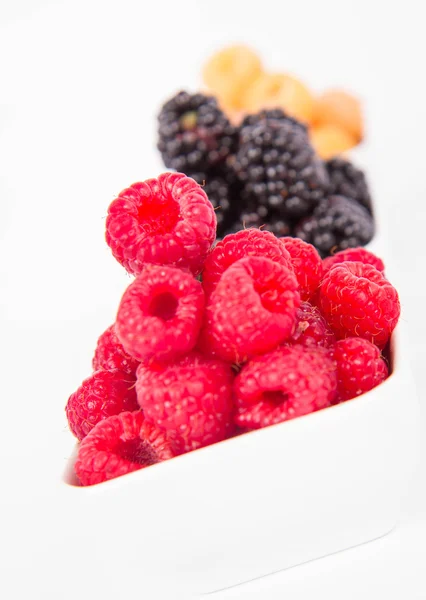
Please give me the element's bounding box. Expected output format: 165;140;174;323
66;173;400;486
157;50;373;247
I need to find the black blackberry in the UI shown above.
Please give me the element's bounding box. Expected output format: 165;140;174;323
240;108;307;133
224;203;292;238
231;119;329;222
326;158;372;213
189;170;243;237
157;91;236;173
294;195;375;257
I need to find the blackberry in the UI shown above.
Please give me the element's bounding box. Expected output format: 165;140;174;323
231;119;329;222
326;158;372;213
157;91;236;173
294;195;375;257
189;170;243;237
240;108;307;133
225;204;292;238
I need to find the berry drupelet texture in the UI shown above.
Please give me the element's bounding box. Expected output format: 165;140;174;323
116;265;205;363
202;228;293;297
322;247;385;274
92;324;140;376
234;345;337;429
230;117;329;223
74;411;176;486
157;91;236;174
136;352;234;453
65;370;139;441
199;256;300;363
318;261;400;348
294;195;374;257
105;172;216;276
332;337;389;402
326;158;372;213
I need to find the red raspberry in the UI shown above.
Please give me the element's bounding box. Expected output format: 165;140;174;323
318;262;400;348
105;172;216;276
74;411;175;486
136;352;234;453
280;237;323;301
92;324;139;376
288;301;336;348
332;337;389;402
116;265;205;362
65;370;138;441
234;345;337;429
200;256;300;363
323;247;385;274
202;228;292;297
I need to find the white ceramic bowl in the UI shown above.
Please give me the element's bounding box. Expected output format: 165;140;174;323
60;156;419;596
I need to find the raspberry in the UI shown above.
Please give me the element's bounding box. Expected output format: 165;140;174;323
136;352;234;453
332;337;388;402
280;237;323;301
92;324;139;376
202;228;292;297
322;247;385;274
318;262;400;348
105;172;216;276
288;301;336;348
200;256;300;363
234;345;337;429
116;265;204;363
65;370;138;441
74;411;175;486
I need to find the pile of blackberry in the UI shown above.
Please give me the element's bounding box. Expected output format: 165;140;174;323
157;92;374;253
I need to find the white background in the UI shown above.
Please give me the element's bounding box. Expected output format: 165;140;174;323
1;0;425;598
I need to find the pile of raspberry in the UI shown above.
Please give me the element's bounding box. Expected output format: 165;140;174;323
66;172;399;486
157;92;374;257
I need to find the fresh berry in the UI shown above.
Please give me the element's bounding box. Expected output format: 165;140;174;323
322;247;385;274
189;169;242;237
74;411;175;486
115;265;205;363
202;45;263;111
294;195;374;257
318;262;400;348
157;91;236;173
105;172;216;276
242;73;315;124
313;89;363;143
202;228;292;297
200;256;300;363
231;118;329;223
240;108;307;133
288;302;336;348
326;158;372;213
65;370;138;441
92;324;139;376
136;352;234;453
280;237;323;301
234;345;337;429
332;337;388;402
224;203;292;239
310;124;357;160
